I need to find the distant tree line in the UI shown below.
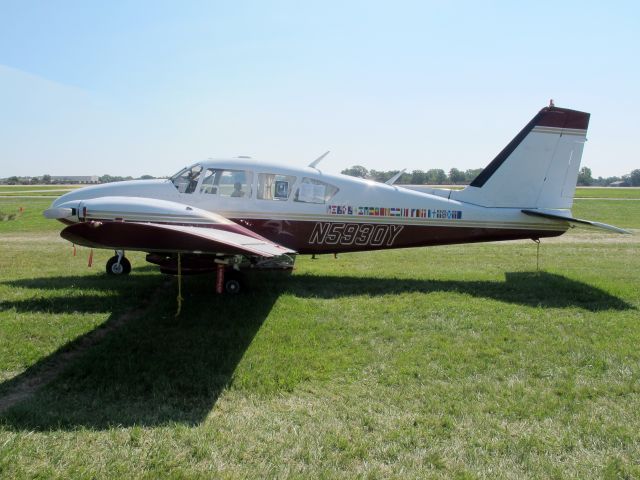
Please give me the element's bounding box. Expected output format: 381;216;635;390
340;165;483;185
3;168;639;187
96;174;158;183
576;167;640;187
0;174;159;185
341;165;640;187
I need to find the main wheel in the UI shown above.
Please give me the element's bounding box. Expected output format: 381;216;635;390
106;255;132;275
224;271;243;294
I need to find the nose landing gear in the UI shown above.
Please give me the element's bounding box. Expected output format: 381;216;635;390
106;250;131;275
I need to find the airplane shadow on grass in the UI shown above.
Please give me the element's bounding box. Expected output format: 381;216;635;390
0;270;633;431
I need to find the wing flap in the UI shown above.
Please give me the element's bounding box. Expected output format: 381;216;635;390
522;209;631;234
61;221;296;257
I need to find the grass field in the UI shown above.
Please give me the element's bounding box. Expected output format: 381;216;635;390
0;193;639;478
0;186;82;197
574;187;640;199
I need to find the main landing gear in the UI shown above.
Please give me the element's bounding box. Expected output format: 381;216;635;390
218;267;244;295
106;250;131;275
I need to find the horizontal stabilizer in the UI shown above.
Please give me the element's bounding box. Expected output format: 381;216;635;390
522;209;631;234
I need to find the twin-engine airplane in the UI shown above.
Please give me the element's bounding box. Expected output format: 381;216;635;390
45;105;628;293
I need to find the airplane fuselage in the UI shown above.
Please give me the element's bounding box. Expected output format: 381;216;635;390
49;158;567;255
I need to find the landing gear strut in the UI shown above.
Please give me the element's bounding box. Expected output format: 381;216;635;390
106;250;131;275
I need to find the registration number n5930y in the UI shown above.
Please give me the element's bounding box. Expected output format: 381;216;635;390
309;222;404;246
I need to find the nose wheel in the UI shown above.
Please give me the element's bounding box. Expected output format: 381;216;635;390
106;251;131;275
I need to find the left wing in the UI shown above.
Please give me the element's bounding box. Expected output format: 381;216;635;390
61;221;295;257
47;196;295;257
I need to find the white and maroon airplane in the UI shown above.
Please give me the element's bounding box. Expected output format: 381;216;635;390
44;105;627;293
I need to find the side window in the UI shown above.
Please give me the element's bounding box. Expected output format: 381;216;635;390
198;169;253;198
171;165;203;193
199;169;218;194
219;170;252;198
294;177;339;204
257;173;296;200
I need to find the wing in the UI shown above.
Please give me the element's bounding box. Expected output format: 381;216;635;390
61;221;295;257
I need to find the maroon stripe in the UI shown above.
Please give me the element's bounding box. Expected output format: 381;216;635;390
536;106;590;130
232;219;566;254
61;218;567;257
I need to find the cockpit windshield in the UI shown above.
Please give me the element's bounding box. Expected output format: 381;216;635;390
171;165;203;193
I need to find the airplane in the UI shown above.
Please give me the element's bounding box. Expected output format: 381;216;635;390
44;104;629;294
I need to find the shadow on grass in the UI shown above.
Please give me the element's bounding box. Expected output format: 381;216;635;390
285;271;634;312
0;270;632;431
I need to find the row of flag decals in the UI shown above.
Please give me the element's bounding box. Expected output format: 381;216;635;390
326;205;462;220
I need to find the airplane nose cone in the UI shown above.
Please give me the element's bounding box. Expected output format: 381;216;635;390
43;205;76;219
45;189;85;220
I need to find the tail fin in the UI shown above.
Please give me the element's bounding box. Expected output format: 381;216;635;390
452;106;590;209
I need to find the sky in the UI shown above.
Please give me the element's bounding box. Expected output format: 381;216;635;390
1;1;639;178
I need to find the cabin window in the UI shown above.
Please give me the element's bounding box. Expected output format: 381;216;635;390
198;168;253;198
257;173;296;200
294;177;339;204
171;165;203;193
199;169;218;194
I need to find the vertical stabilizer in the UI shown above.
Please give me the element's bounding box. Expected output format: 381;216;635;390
452;106;590;209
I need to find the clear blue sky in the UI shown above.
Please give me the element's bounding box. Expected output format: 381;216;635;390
1;1;638;178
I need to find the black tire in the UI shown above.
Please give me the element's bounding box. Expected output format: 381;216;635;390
224;271;243;294
106;255;132;276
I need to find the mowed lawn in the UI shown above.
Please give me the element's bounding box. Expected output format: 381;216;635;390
0;185;82;197
0;195;639;478
574;187;640;199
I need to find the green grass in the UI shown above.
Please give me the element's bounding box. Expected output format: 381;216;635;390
0;185;81;197
0;198;60;233
0;195;639;478
573;199;640;229
575;187;640;199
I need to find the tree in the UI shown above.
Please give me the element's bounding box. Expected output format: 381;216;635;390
603;175;621;186
448;168;465;185
464;168;483;183
6;176;20;185
630;169;640;186
577;166;593;186
367;170;389;182
341;165;369;178
99;174;131;183
410;170;426;184
425;169;447;184
41;174;51;185
398;172;412;184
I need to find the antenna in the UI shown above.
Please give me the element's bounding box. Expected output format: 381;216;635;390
385;169;406;185
308;151;330;169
